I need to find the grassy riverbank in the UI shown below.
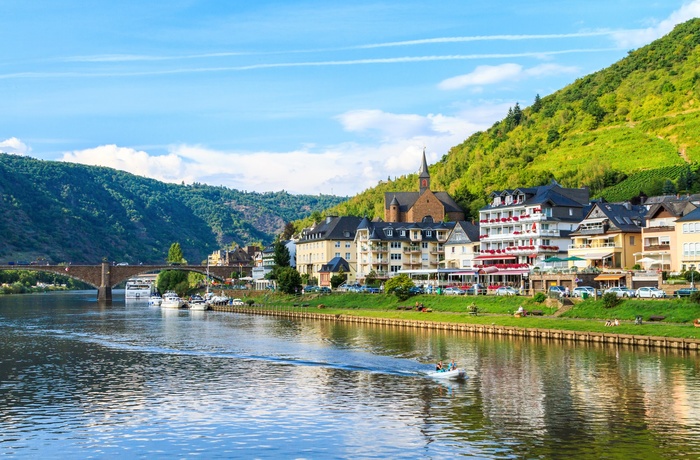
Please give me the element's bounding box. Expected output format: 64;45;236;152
230;291;700;340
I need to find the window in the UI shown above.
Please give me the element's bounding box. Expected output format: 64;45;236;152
390;241;401;249
345;242;351;248
422;242;429;249
426;230;432;237
335;252;340;258
335;242;341;248
390;265;401;273
629;236;635;246
386;228;393;236
390;253;402;260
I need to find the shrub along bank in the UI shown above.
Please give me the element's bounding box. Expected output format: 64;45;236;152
233;292;700;340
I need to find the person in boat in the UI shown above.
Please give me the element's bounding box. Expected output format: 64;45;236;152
449;359;456;371
436;361;444;372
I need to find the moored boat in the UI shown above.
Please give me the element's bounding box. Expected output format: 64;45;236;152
188;294;209;311
161;291;184;309
125;276;156;299
148;293;162;306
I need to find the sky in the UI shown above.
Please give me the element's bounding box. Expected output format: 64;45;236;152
2;1;700;196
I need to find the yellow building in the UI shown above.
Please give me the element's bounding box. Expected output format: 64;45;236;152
568;203;646;270
296;216;362;284
675;206;700;271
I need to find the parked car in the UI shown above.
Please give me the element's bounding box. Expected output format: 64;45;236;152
635;287;666;298
319;286;332;294
495;286;519;296
443;287;466;295
302;285;319;293
408;286;424;295
465;284;487;295
549;285;567;297
360;285;380;293
604;286;635;298
572;286;600;298
673;287;698;298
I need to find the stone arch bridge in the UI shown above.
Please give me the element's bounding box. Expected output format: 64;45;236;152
0;263;239;301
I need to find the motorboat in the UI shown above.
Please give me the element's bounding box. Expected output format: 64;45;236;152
125;276;156;299
148;293;163;307
188;294;209;311
428;368;467;381
161;291;184;309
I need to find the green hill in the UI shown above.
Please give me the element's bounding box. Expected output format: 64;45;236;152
0;154;345;264
319;18;700;222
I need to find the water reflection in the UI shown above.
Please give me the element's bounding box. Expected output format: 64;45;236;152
1;292;699;458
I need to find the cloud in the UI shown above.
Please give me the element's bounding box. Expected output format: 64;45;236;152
438;63;578;90
0;137;30;155
56;106;504;196
611;0;700;49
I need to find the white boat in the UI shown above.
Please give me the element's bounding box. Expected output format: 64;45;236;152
161;291;184;309
148;293;162;306
428;368;467;381
125;277;156;299
188;294;209;311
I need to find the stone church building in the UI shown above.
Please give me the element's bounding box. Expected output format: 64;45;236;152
383;150;465;223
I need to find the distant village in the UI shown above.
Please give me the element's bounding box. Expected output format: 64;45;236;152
210;152;699;294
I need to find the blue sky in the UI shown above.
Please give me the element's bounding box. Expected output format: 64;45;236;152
2;1;699;195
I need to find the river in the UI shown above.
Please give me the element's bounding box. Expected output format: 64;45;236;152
1;291;699;459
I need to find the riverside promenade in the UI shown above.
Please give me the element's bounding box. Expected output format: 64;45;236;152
211;305;700;352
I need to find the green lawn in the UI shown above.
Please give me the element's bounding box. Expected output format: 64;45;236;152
236;291;700;340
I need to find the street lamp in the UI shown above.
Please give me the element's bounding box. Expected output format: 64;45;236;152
691;264;696;289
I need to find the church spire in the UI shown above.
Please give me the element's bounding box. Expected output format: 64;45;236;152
419;147;430;193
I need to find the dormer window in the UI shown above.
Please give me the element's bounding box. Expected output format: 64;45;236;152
426;230;432;237
386;228;393;236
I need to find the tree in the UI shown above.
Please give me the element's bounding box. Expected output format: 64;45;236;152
281;222;296;241
330;266;347;288
273;239;291;268
532;94;542;113
277;266;302;294
385;274;415;301
662;179;677;195
157;270;189;296
167;242;185;264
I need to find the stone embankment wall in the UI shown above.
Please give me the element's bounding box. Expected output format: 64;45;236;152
211;305;700;352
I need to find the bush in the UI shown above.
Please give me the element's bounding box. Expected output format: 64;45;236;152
602;292;622;308
533;292;547;303
690;291;700;304
246;299;255;306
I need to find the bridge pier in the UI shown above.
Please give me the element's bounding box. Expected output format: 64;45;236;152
97;262;112;301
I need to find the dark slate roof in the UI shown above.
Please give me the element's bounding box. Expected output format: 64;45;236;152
319;256;350;273
357;216;371;230
359;220;456;243
301;216;363;242
419;150;430;179
573;202;646;233
676;205;700;222
454;221;481;242
482;181;589;211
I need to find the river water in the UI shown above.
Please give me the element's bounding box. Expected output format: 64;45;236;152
1;291;700;459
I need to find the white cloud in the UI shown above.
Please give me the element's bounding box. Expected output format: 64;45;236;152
0;137;30;155
611;0;700;49
57;107;504;196
438;63;579;90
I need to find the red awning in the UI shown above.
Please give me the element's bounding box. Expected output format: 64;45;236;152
495;269;529;275
474;255;517;260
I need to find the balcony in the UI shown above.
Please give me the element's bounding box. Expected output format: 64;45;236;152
643;226;674;233
644;244;670;251
404;246;421;253
369;245;388;253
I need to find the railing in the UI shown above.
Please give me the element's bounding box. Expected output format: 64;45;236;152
643;244;670;251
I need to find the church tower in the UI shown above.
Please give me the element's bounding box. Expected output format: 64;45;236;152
418;148;430;194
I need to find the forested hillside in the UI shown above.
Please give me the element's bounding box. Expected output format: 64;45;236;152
0;154;344;264
316;18;700;223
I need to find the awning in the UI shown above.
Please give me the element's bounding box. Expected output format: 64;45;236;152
495;269;529;275
480;266;499;274
474;255;517;260
588;235;614;240
447;270;478;276
594;274;626;281
582;252;613;260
